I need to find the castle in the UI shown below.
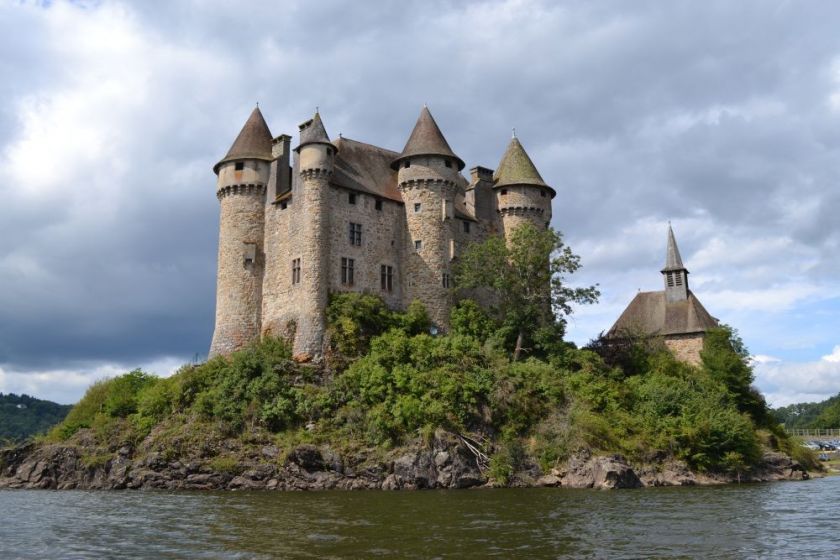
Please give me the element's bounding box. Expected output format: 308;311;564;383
209;106;555;359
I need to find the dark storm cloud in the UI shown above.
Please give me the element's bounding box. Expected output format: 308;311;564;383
1;0;839;403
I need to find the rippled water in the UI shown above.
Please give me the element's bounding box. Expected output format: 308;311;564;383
1;477;838;559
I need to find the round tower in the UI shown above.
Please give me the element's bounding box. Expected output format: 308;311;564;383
493;135;555;240
392;107;465;330
209;107;272;357
293;111;335;359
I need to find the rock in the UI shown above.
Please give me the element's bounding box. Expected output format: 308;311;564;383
535;474;562;487
261;445;280;459
381;474;400;490
286;445;324;472
559;453;641;489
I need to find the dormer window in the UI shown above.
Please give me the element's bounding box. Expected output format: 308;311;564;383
234;162;244;171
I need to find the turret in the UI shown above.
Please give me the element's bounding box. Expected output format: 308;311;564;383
392;107;463;330
493;134;555;240
209;106;272;356
662;224;689;303
291;111;336;358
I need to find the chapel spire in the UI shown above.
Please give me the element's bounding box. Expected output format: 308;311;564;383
661;224;689;302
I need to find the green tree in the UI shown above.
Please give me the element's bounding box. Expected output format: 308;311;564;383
454;223;598;360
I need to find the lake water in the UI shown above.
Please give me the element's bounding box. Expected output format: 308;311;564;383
1;476;837;559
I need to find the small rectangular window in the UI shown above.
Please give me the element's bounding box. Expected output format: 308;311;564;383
381;265;394;292
667;272;674;287
234;162;244;171
501;189;508;195
349;193;356;204
540;190;546;198
442;273;451;289
375;199;383;211
243;242;256;266
292;258;301;284
444;159;452;168
349;223;362;246
414;203;421;213
463;221;470;233
415;240;422;251
675;274;683;286
404;160;411;169
280;201;288;210
341;257;355;285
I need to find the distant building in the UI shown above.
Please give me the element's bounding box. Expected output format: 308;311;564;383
606;225;718;364
209;106;555;360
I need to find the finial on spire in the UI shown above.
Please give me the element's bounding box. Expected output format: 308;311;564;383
423;102;428;108
512;127;516;138
315;106;319;114
255;101;259;107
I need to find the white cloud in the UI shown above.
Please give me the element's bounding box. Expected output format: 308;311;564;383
755;348;840;407
823;346;840;363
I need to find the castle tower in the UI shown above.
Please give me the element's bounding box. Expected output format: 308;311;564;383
662;224;689;303
209;107;272;357
293;111;336;358
493;135;555;240
392;107;465;330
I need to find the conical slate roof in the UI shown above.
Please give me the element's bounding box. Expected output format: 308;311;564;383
493;137;554;197
214;107;273;173
296;111;333;151
392;107;464;170
662;225;686;272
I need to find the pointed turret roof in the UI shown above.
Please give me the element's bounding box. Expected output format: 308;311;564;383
295;111;333;151
391;106;464;170
493;137;555;197
214;107;273;173
662;224;686;272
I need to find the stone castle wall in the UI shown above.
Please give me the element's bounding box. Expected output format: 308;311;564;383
496;184;552;239
209;160;269;356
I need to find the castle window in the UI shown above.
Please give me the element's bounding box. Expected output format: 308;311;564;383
234;161;244;171
381;265;394;291
444;159;452;168
341;257;355;285
540;190;546;198
501;189;507;195
404;159;411;169
243;242;256;266
348;193;356;204
463;221;470;234
415;240;422;251
375;199;383;211
291;258;301;284
414;203;421;213
442;273;451;289
349;222;362;246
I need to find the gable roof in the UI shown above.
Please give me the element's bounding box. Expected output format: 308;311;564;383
493;137;554;197
214;107;273;173
331;137;401;202
607;290;718;338
392;107;464;170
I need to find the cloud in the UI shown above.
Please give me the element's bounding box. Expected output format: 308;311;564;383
1;0;839;405
754;349;840;407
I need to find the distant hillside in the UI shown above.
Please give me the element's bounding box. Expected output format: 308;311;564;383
0;393;72;443
772;393;840;429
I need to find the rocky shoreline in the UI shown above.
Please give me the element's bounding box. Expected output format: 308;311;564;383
0;433;810;492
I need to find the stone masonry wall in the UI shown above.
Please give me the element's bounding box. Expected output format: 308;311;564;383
496;184;553;240
209;160;269;356
327;188;406;309
398;155;460;330
664;333;706;365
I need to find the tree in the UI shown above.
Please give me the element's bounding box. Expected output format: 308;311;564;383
454;223;599;360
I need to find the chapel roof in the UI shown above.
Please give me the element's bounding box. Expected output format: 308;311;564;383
662;224;686;272
607;290;718;338
214;107;273;173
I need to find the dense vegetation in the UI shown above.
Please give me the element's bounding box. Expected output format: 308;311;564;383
0;393;71;443
40;225;814;479
773;393;840;430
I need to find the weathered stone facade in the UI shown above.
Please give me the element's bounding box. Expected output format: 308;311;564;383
209;107;554;359
664;334;706;365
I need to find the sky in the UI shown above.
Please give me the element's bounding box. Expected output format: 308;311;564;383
0;0;838;407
